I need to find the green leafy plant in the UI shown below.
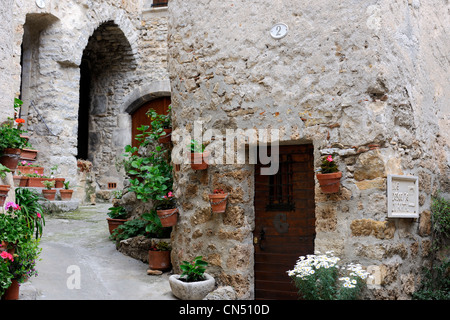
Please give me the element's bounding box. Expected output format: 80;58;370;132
287;251;371;300
180;256;209;282
0;123;27;152
0;163;11;179
110;218;148;243
15;187;46;239
63;181;72;190
0;202;33;246
142;210;171;238
319;154;339;174
9;238;42;283
190;139;205;153
41;180;55;190
107;206;128;219
413;258;450;300
150;241;171;251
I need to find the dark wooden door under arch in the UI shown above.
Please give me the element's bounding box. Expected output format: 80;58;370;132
131;97;171;149
254;144;315;300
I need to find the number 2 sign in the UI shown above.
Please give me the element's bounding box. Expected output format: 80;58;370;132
270;23;288;39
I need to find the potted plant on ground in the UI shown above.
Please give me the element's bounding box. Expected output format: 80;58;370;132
316;154;342;193
148;241;172;271
106;206;129;235
156;191;178;227
190;139;208;170
209;188;228;213
41;180;56;201
169;256;215;300
60;181;74;200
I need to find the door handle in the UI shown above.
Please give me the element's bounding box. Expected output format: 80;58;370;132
254;227;266;250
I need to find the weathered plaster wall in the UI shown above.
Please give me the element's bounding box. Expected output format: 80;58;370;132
167;0;449;299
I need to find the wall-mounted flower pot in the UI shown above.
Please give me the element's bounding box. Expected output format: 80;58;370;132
0;148;21;171
158;128;172;144
106;218;128;235
20;148;38;161
208;193;228;213
148;250;172;271
16;166;44;175
60;189;74;201
316;172;342;193
190;152;208;170
157;208;178;227
42;189;56;201
54;178;65;189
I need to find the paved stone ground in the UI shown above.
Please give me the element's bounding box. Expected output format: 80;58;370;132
19;203;176;300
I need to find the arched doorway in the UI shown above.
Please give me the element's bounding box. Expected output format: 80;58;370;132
77;20;137;190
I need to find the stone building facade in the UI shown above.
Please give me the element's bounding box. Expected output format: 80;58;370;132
167;0;449;299
0;0;448;300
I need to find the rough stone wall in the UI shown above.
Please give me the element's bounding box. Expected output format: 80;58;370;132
2;0;170;203
167;0;449;299
0;0;18;123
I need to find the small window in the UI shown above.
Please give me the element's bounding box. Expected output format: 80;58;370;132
266;154;295;211
152;0;169;8
108;182;117;189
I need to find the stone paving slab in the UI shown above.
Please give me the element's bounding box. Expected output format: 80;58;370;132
19;203;176;300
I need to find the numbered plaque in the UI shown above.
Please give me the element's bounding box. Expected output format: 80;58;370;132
270;23;288;39
387;175;419;218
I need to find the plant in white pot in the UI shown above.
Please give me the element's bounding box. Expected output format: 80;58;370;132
169;256;215;300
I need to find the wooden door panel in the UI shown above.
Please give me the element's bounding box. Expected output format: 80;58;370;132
131;97;170;148
254;144;315;300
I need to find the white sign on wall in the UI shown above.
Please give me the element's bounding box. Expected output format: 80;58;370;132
387;175;419;218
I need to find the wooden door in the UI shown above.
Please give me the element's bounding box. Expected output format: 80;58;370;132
131;97;171;149
254;144;315;300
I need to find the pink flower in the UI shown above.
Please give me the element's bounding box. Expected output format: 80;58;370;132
37;212;41;218
167;191;173;197
35;170;38;174
326;155;333;162
0;251;14;262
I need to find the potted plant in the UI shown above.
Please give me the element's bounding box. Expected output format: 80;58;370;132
209;188;228;213
190;139;208;170
0;119;28;172
60;181;74;200
41;180;56;201
287;251;372;300
169;256;215;300
316;154;342;193
148;241;172;271
106;206;129;235
15;187;45;239
16;161;44;175
156;191;178;227
20;142;38;161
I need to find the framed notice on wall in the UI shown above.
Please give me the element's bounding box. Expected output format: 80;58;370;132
387;175;419;218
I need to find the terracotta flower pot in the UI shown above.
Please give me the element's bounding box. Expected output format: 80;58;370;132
1;279;19;300
0;148;21;172
16;166;44;175
20;148;38;161
60;189;73;201
148;250;171;271
316;171;342;193
158;128;172;144
208;193;228;213
190;152;208;170
42;189;56;201
157;208;178;227
106;218;128;235
26;177;46;187
54;178;65;188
